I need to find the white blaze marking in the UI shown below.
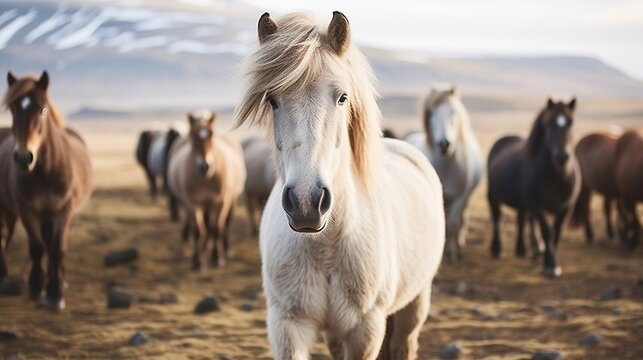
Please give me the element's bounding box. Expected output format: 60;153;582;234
198;128;209;139
556;115;567;127
20;96;31;109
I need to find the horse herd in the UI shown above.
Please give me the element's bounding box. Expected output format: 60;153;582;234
0;10;641;360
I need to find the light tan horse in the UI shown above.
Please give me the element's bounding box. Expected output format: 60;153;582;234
241;136;276;235
0;71;92;311
235;12;444;359
167;111;246;269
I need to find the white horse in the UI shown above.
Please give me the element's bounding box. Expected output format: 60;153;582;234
234;12;445;360
405;87;483;261
242;136;277;235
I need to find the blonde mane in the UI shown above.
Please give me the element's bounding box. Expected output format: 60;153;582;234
233;13;381;189
3;76;65;128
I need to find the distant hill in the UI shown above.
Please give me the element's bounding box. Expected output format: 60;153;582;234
1;1;642;116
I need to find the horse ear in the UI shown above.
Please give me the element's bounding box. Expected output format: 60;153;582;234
258;12;278;44
187;113;198;127
208;112;217;127
327;11;351;56
37;71;49;91
449;86;458;97
7;71;16;86
547;97;555;108
568;97;577;111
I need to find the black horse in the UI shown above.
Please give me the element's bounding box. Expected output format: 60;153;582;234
487;98;581;277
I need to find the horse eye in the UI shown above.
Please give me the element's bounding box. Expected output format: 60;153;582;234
267;96;278;110
337;93;348;105
40;107;48;117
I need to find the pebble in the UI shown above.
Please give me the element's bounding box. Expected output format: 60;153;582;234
0;275;24;296
0;330;19;341
579;334;602;347
194;295;221;314
438;343;462;359
599;287;622;301
104;248;139;267
532;350;561;360
107;288;134;309
129;331;150;346
241;299;254;312
450;281;467;296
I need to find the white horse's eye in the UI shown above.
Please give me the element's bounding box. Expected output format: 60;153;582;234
337;94;348;105
267;96;278;109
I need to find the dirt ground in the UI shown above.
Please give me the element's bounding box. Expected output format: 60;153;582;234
1;99;642;360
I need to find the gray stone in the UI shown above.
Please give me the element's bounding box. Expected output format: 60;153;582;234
0;330;19;341
532;350;561;360
0;275;24;296
599;287;622;301
194;295;220;314
579;334;602;347
241;299;254;312
104;248;139;267
129;331;150;346
107;288;134;309
438;343;462;359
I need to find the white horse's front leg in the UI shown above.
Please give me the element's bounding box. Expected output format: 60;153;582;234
345;309;387;360
446;196;468;261
267;304;317;360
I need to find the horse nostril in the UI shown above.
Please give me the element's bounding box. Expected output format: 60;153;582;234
318;187;331;215
556;152;569;165
197;162;209;175
26;151;33;165
282;186;296;215
439;139;450;154
13;151;19;163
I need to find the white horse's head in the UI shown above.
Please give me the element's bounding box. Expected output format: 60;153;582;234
234;12;380;233
423;86;466;157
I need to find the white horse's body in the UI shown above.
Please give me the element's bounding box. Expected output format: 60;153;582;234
406;88;483;261
235;12;445;359
242;136;276;234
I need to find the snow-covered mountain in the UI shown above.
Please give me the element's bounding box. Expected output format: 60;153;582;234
1;1;642;115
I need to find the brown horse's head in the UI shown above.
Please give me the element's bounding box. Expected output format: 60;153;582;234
4;71;57;172
188;111;217;176
527;97;576;169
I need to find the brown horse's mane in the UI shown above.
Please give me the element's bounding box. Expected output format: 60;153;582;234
3;76;65;128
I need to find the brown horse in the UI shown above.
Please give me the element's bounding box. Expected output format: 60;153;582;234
571;132;620;243
0;71;92;310
615;130;643;249
487;98;581;277
167;111;246;269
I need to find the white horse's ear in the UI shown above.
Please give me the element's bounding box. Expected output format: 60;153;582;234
568;97;577;111
449;86;459;97
258;12;278;44
327;11;351;56
7;71;17;86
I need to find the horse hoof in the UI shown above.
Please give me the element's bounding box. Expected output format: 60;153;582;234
541;266;562;278
191;261;206;272
42;297;66;312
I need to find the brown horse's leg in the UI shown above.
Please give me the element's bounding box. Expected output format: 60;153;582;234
146;168;158;199
0;214;7;280
537;211;559;278
528;216;544;258
44;210;72;311
191;209;208;271
21;214;45;300
246;195;259;236
604;198;614;240
515;210;527;258
581;188;594;244
168;193;180;222
489;199;502;258
214;200;233;267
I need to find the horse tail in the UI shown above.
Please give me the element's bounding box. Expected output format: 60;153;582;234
569;180;590;228
162;128;181;193
136;131;153;167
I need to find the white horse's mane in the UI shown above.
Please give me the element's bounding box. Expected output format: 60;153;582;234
233;12;382;189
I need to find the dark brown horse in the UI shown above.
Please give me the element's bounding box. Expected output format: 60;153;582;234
487;98;581;277
0;71;92;310
571;132;620;243
615;130;643;249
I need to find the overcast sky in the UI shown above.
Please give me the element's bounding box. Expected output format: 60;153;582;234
240;0;643;80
